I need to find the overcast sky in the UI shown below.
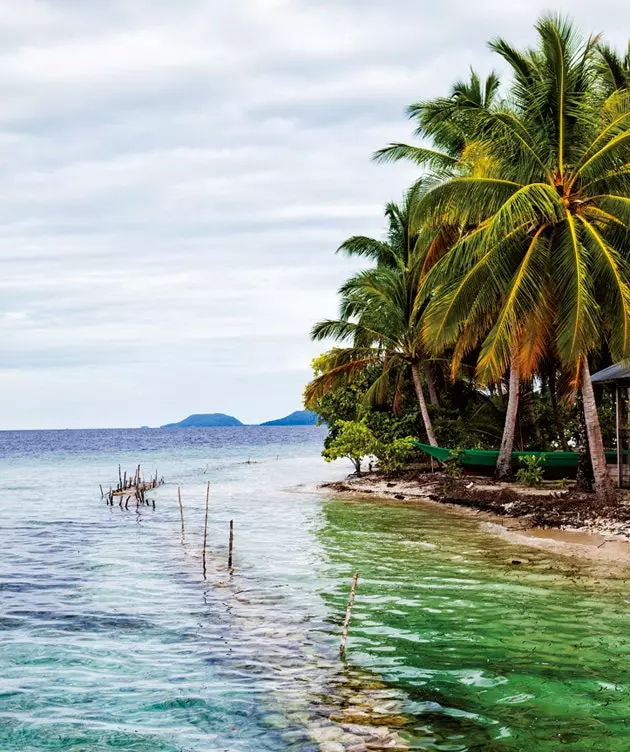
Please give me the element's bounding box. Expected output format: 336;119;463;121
1;1;629;429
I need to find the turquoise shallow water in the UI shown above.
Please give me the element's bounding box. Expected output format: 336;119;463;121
2;427;630;750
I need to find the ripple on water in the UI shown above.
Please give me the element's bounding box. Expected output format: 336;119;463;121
1;427;630;750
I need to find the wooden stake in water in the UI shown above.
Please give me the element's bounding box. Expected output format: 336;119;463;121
178;487;185;537
202;482;210;579
339;572;359;657
228;520;234;570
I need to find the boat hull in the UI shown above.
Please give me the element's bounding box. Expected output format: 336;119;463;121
412;442;620;479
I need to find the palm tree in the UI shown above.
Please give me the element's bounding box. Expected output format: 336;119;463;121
306;188;439;445
379;15;630;499
336;192;442;405
375;71;522;476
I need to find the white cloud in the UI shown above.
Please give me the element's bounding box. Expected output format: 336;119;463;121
1;0;629;427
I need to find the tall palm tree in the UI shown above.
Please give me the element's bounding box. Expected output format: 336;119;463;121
379;15;630;498
375;71;521;476
306;188;440;445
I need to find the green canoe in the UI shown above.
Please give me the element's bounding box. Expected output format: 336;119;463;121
413;442;620;478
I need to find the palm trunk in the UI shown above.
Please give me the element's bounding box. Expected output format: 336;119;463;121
411;363;437;447
549;370;570;451
580;358;615;503
523;386;540;445
496;354;520;480
575;393;593;492
423;362;439;406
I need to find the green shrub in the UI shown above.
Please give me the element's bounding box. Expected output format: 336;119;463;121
516;455;545;487
322;420;377;475
444;446;465;479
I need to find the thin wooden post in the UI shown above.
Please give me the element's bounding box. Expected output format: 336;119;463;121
178;487;185;536
228;520;234;569
616;385;623;488
339;572;359;657
99;484;104;499
118;464;123;491
202;482;210;579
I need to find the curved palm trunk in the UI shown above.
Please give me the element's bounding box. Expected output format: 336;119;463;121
423;362;439;406
580;358;615;503
411;363;437;446
496;354;520;480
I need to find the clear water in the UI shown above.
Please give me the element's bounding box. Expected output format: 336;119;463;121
1;427;630;751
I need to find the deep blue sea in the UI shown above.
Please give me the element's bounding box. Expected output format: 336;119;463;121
2;427;630;751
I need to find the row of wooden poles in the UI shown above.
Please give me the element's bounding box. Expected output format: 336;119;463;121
177;481;358;655
100;473;358;656
179;481;358;655
178;483;234;579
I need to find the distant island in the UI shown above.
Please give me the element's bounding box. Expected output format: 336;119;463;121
160;410;318;428
161;413;244;428
259;410;318;426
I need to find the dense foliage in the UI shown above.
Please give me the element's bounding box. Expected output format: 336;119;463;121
305;15;630;500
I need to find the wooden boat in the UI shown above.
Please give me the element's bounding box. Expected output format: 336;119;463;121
412;442;620;478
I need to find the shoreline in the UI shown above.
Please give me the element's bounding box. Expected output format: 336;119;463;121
321;471;630;563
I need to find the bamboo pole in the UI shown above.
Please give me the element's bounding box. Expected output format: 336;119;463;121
339;572;359;657
228;520;234;569
202;482;210;579
616;385;623;488
178;487;185;536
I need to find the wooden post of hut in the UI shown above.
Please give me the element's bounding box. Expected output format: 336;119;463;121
591;363;630;488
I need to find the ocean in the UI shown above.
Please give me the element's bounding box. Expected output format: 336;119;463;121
1;427;630;751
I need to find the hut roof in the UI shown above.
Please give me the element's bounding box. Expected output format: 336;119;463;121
591;362;630;385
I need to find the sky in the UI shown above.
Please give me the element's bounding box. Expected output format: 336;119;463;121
2;1;630;429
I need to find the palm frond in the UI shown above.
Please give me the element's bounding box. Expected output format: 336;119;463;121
372;143;459;172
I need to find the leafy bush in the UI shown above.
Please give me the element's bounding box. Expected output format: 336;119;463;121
516;455;545;487
374;437;418;473
364;409;423;445
443;446;465;479
322;420;377;475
